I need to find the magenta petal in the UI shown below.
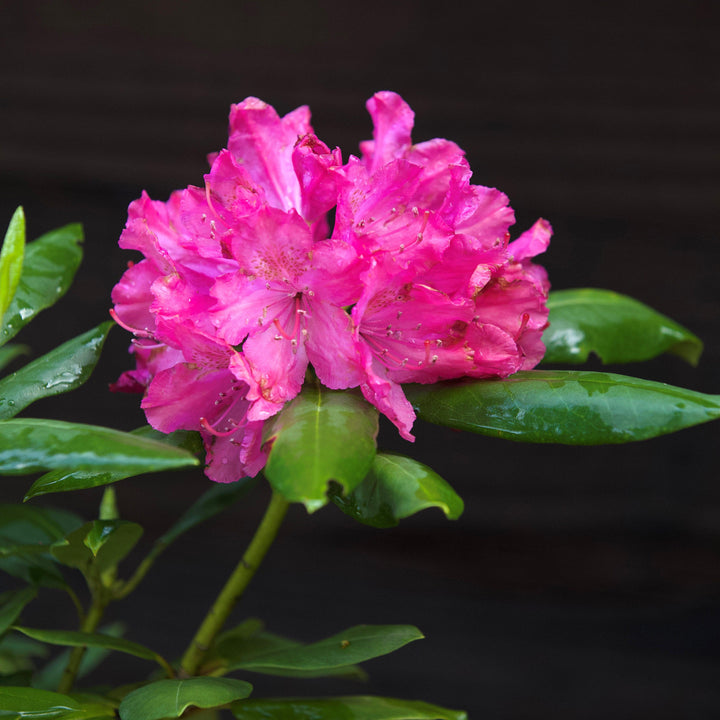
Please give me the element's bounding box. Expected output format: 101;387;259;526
204;149;266;224
142;363;245;434
508;218;553;261
304;300;362;389
362;91;415;172
292;133;342;229
204;420;267;482
111;259;161;336
227;98;311;212
357;344;415;441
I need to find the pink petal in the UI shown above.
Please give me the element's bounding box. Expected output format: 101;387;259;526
508;218;553;261
227;98;311;212
361;91;415;172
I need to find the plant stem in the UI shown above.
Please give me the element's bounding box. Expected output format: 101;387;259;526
57;591;107;694
179;490;289;677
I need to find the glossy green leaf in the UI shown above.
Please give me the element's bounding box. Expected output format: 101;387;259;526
0;223;83;348
119;678;254;720
24;427;202;499
231;624;423;674
543;288;703;366
0;686;114;719
330;453;464;528
158;476;257;547
0;587;37;634
0;323;113;420
0;419;200;475
205;619;365;679
406;370;720;445
13;626;170;671
231;696;467;720
0;344;30;373
33;622;125;691
263;386;378;512
0;207;26;324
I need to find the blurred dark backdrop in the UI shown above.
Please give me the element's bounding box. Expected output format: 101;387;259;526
1;1;720;717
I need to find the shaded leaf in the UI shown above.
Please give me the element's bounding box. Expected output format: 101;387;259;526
84;520;143;573
330;453;463;528
231;696;467;720
0;419;200;475
0;686;114;719
119;678;253;720
0;207;26;323
50;524;95;572
205;620;365;680
263;386;378;512
13;626;170;672
0;586;37;635
0;344;30;373
406;370;720;445
0;506;83;588
25;427;203;500
32;622;125;691
543;288;703;366
0;670;33;686
0;323;113;420
232;625;423;674
0;223;83;348
159;476;257;547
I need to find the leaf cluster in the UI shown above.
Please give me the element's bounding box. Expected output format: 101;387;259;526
1;209;718;719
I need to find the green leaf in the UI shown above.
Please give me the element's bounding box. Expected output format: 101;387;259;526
0;686;114;719
119;678;254;720
204;620;366;680
231;696;467;720
0;223;83;348
263;386;379;512
231;624;423;674
25;427;203;500
0;344;30;373
158;476;257;547
32;622;124;691
543;288;704;366
406;370;720;445
330;453;464;528
0;506;83;588
50;521;142;575
13;626;170;672
0;419;200;475
0;323;113;420
0;586;37;634
0;207;26;325
84;520;143;573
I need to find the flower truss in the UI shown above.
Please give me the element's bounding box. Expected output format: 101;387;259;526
111;92;552;482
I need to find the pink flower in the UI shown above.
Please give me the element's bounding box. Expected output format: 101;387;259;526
336;92;551;439
112;92;551;482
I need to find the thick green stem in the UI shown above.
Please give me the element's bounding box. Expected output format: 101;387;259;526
179;490;289;677
56;592;107;694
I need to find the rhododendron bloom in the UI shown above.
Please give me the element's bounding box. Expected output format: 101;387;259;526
112;92;551;482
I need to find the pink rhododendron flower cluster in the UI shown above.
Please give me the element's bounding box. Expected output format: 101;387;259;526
111;92;551;482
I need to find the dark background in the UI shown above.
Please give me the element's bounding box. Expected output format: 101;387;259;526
1;1;720;717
